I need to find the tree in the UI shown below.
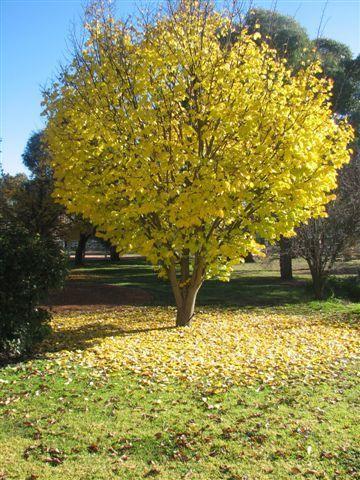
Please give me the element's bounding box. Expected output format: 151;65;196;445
0;149;67;360
4;131;66;238
346;55;360;132
21;131;97;257
245;9;313;280
312;40;359;138
0;173;28;222
245;8;310;68
279;236;293;281
246;15;359;283
70;218;95;266
293;40;360;297
313;38;354;115
294;156;360;298
22;131;53;178
109;245;120;261
44;0;352;326
0;172;62;238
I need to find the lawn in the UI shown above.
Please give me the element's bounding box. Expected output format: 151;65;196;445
0;259;359;479
53;256;360;309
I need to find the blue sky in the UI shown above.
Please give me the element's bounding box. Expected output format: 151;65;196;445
1;0;359;175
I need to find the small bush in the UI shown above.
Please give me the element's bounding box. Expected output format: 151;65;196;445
327;275;360;302
0;220;67;363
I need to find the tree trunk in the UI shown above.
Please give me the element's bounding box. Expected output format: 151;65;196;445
313;278;325;299
309;265;326;299
74;233;90;266
175;288;199;327
279;236;293;281
110;245;120;261
306;257;327;299
167;256;204;327
245;252;255;263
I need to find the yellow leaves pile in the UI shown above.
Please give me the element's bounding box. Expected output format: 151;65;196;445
39;308;359;389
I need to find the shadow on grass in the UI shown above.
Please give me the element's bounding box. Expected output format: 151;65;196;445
39;322;177;355
66;258;310;309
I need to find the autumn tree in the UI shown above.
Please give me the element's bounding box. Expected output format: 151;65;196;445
245;8;312;280
44;0;352;326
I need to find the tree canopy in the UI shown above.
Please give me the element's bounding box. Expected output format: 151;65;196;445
0;132;64;238
22;130;53;178
313;38;357;117
44;0;352;325
245;8;310;67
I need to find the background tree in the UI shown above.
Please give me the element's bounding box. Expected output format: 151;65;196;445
22;130;97;260
0;173;28;223
311;41;359;142
294;155;360;298
22;130;53;178
346;55;360;131
6;131;66;238
0;171;62;239
44;0;352;326
245;8;310;68
313;38;354;115
66;215;96;266
279;236;293;281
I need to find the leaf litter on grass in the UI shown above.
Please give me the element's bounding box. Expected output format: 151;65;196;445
36;307;359;391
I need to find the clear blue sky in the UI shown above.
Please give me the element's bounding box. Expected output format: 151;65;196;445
1;0;359;175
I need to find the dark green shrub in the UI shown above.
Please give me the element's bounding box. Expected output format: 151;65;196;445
0;220;67;363
327;275;360;302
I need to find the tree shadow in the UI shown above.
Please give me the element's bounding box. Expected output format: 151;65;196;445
38;322;176;355
197;276;309;308
51;257;313;310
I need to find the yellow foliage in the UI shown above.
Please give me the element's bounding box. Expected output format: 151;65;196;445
38;308;359;390
43;1;353;284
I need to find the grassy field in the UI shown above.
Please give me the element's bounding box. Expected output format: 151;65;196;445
65;256;360;309
0;258;359;479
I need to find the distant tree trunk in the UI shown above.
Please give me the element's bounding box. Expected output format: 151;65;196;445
279;236;293;280
74;232;91;266
109;245;120;261
245;252;255;263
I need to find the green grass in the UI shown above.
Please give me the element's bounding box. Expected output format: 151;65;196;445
69;257;360;312
1;363;359;479
1;259;359;479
